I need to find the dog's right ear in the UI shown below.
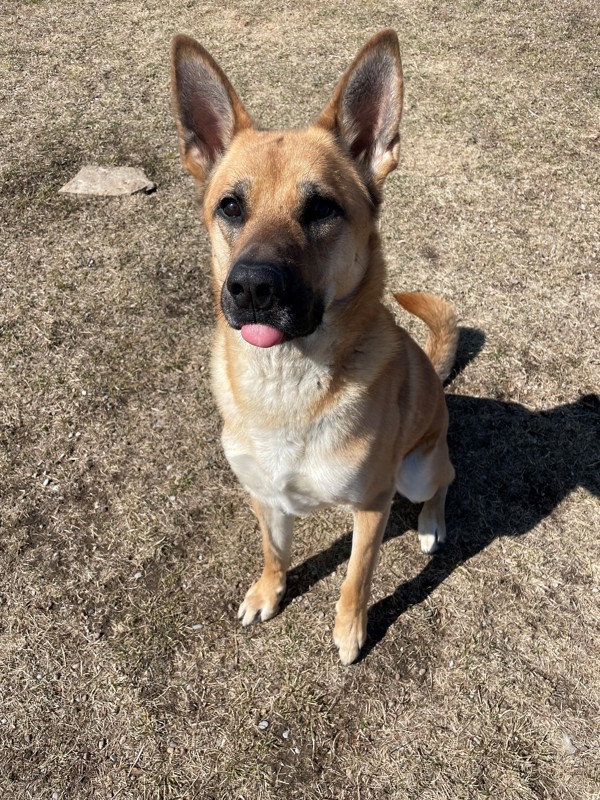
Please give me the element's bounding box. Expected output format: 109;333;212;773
171;35;253;185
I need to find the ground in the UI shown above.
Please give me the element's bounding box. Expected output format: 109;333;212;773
1;1;599;798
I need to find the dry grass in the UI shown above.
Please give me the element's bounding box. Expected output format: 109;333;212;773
1;0;599;798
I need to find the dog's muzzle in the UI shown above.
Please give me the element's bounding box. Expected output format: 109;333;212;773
220;260;323;341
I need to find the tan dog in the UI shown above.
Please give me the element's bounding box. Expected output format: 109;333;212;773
171;30;458;664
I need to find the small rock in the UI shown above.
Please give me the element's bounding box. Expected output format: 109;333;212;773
258;720;269;730
282;729;290;739
130;766;144;778
59;166;156;196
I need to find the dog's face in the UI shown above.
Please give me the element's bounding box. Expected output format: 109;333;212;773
172;31;403;347
204;127;377;345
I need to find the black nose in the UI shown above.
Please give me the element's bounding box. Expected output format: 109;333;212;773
226;262;290;311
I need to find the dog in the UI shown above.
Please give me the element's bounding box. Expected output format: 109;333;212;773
171;29;458;664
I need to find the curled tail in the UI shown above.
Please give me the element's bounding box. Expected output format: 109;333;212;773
394;292;458;382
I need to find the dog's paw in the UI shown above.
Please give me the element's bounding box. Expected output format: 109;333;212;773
417;495;447;554
333;606;367;666
418;531;440;554
238;577;285;626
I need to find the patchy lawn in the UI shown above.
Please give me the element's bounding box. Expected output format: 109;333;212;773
1;0;598;797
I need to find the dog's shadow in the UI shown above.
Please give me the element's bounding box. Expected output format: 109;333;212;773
284;327;600;657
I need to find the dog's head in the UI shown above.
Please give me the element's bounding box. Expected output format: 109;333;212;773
172;31;403;348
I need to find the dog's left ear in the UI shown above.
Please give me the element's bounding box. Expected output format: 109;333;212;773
318;30;403;188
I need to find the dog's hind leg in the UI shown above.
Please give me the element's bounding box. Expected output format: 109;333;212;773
238;497;295;626
396;437;454;555
418;484;449;554
333;491;394;665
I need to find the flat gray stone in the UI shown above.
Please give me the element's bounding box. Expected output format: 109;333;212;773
59;166;156;196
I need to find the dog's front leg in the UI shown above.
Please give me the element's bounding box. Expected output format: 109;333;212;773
238;496;294;626
334;493;394;665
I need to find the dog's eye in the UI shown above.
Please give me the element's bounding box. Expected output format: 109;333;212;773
219;197;243;220
303;195;341;224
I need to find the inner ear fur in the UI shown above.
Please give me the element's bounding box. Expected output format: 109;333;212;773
171;35;253;185
318;29;403;188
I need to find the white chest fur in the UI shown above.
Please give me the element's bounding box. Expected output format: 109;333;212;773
222;418;363;516
214;336;371;516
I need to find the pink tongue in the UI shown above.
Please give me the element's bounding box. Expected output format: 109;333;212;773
241;324;285;348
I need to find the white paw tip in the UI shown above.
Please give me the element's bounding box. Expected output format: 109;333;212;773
334;630;365;666
419;532;438;554
338;647;360;666
259;606;277;622
238;604;256;626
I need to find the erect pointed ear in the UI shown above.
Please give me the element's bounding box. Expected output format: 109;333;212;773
317;30;403;189
171;35;253;185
